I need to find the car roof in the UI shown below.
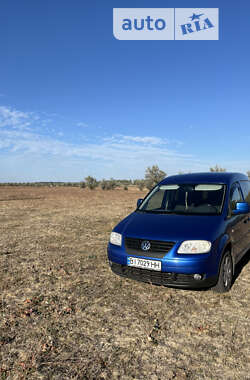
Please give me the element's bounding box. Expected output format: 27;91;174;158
161;172;249;186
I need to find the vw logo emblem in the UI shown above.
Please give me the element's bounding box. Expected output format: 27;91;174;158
141;240;151;251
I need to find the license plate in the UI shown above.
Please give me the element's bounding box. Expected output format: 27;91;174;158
127;257;161;271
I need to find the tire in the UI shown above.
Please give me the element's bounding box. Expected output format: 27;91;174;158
213;251;233;293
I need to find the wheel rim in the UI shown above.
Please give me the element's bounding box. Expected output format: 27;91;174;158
223;255;232;288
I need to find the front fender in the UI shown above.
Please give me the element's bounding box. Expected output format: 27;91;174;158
217;234;234;274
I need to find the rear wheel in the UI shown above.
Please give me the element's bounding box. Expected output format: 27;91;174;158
213;251;233;293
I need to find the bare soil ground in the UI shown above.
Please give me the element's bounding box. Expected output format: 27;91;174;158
0;186;250;380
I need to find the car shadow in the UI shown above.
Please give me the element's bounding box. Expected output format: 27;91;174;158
232;249;250;285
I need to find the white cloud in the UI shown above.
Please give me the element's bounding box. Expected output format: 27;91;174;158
103;134;183;147
77;122;89;128
0;106;34;130
0;124;203;180
0;107;184;167
0;105;248;181
122;135;166;145
0;106;213;181
103;134;166;145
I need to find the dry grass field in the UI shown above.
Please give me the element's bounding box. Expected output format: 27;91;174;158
0;186;250;380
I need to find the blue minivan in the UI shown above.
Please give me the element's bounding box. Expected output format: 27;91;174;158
107;173;250;292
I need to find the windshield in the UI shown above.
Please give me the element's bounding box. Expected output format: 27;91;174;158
138;183;226;215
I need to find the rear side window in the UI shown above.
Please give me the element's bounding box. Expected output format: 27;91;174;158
240;181;250;204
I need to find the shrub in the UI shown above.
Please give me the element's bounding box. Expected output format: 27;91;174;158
100;180;108;190
137;180;145;191
109;178;118;190
100;179;118;190
124;185;128;190
80;181;86;189
85;176;98;190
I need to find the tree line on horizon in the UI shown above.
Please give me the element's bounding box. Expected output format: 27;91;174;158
1;166;250;191
80;165;250;190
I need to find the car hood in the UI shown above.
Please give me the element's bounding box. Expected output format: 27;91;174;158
116;211;223;242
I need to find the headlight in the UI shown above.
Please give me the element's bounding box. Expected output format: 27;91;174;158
177;240;211;254
110;232;122;246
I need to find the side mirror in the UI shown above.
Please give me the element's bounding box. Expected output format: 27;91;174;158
232;202;250;215
137;198;143;208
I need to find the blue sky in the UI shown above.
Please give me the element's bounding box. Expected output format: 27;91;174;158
0;0;249;181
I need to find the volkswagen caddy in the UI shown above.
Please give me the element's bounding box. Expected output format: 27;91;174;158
107;173;250;292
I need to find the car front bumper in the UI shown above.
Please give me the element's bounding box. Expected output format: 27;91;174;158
109;261;217;289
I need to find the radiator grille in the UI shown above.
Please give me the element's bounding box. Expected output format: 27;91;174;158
125;237;175;258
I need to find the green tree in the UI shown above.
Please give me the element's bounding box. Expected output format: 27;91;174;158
210;165;226;172
85;176;98;190
145;165;166;190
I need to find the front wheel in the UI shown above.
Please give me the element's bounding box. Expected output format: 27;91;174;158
213;251;233;293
